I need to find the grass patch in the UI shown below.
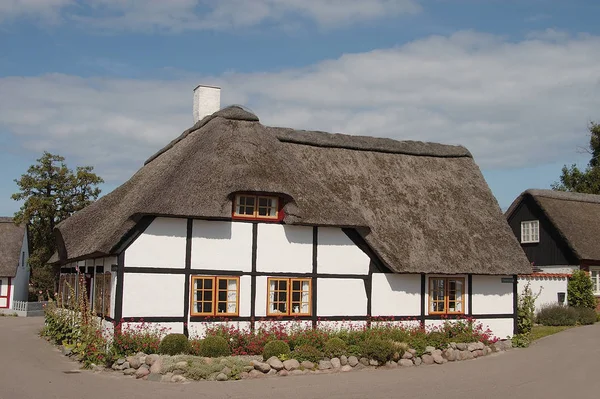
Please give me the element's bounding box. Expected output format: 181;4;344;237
530;325;574;341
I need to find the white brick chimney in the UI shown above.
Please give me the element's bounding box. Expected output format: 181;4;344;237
193;84;221;123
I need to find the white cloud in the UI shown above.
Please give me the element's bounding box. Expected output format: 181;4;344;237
1;30;599;184
0;0;421;31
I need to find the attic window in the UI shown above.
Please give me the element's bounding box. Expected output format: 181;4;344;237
233;194;279;220
521;220;539;244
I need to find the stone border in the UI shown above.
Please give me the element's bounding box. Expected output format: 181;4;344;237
61;339;513;383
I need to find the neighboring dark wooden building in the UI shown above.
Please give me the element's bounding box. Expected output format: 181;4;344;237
506;189;600;309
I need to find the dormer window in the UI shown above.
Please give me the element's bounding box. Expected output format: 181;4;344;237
521;220;539;243
233;194;280;220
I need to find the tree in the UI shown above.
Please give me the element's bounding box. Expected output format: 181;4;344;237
567;270;597;309
11;152;104;297
553;122;600;194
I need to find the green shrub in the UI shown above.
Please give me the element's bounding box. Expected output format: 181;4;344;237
517;281;540;334
347;344;362;357
291;344;323;363
158;333;191;355
200;336;231;357
262;340;291;361
323;337;347;358
360;339;394;363
189;339;203;356
568;270;597;309
536;304;577;326
511;333;531;348
573;307;597;325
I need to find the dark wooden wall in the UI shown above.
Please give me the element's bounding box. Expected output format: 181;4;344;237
507;196;578;266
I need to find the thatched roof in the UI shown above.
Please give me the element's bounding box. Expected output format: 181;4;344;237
55;106;530;274
0;217;25;277
506;189;600;262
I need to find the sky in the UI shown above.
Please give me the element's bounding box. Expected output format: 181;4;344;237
1;0;599;216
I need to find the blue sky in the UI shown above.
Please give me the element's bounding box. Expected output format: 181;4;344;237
1;0;599;216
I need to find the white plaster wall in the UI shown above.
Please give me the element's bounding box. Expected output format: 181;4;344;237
317;279;367;316
239;275;252;317
188;321;251;339
125;217;187;268
424;319;445;330
317;227;369;275
538;265;579;274
518;276;568;310
256;225;312;273
121;322;182;337
191;221;252;272
122;273;184;317
371;274;420;317
110;271;117;318
101;318;115;340
316;320;368;330
471;275;513;315
255;320;312;332
254;276;268;317
371;320;421;329
11;231;29;303
473;318;514;340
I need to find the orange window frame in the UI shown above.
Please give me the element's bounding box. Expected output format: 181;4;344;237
190;276;240;317
267;277;312;316
428;277;465;315
233;195;280;220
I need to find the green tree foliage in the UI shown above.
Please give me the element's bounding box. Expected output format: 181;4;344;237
517;281;541;334
11;152;103;296
553;122;600;194
567;270;597;309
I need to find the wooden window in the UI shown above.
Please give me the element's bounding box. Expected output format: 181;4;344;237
520;220;539;243
267;277;311;316
190;276;239;316
429;277;465;315
234;195;279;220
93;273;112;317
590;268;600;295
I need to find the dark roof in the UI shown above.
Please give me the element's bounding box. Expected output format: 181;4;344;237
0;217;25;277
506;189;600;261
55;106;531;275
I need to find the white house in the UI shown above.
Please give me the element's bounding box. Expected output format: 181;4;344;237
0;217;30;310
52;85;531;339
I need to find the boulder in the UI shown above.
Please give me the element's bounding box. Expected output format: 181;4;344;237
467;343;478;352
359;358;370;366
433;354;445;364
216;373;228;381
444;348;457;362
331;358;341;369
340;355;348;366
175;361;188;370
318;360;332;370
348;356;359;367
253;362;271;373
431;349;443;357
278;369;289;377
171;375;187;383
425;346;436;354
267;357;284;371
248;369;266;378
149;359;162;374
145;354;159;366
369;359;379;367
116;358;126;365
267;369;277;376
421;354;434;365
283;359;300;371
413;357;422;366
384;361;398;368
301;361;315;370
123;368;136;376
127;356;141;369
341;365;353;372
135;367;150;379
161;372;174;382
402;352;413;360
456;343;467;351
399;359;414;367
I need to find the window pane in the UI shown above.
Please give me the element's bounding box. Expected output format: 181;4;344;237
258;197;269;207
292;291;301;302
292;280;301;291
246;197;255;206
203;291;212;301
205;279;212;289
218;291;227;301
219;279;227;289
203;302;212;313
258;207;269;216
218;302;227;313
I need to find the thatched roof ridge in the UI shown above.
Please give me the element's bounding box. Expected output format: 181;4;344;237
506;189;600;261
0;217;25;277
55;106;531;274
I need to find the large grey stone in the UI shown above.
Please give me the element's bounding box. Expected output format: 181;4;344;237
425;346;436;354
171;374;187;383
384;361;398;368
216;373;228;381
330;358;341;369
318;360;332;370
449;342;457;349
135;367;150;379
359;358;370;366
301;361;315;370
467;343;478;352
433;354;445;364
444;348;457;361
432;349;443;357
147;373;162;382
161;372;174;382
402;351;413;359
253;361;271;373
283;359;300;371
123;368;136;376
248;369;266;378
421;354;434;365
340;355;348;366
116;358;126;365
267;369;277;376
341;365;353;372
456;343;467;351
290;369;306;376
145;354;159;366
267;357;284;371
127;356;141;369
221;367;232;376
243;365;255;373
413;357;422;366
278;369;289;376
399;359;414;367
149;358;162;374
369;359;379;367
348;356;359;367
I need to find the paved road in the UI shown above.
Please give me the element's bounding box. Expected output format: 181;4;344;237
1;317;599;399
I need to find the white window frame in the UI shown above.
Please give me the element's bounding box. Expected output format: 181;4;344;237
590;267;600;296
520;220;540;243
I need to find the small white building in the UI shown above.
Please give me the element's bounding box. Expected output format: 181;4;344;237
53;86;531;339
0;217;30;310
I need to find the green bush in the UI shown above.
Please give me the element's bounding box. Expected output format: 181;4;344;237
291;344;323;363
573;307;597;325
536;304;577;326
200;336;231;357
158;333;191;355
323;337;347;358
262;340;291;361
568;270;597;309
517;281;540;334
359;339;394;363
347;344;362;357
511;333;531;348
